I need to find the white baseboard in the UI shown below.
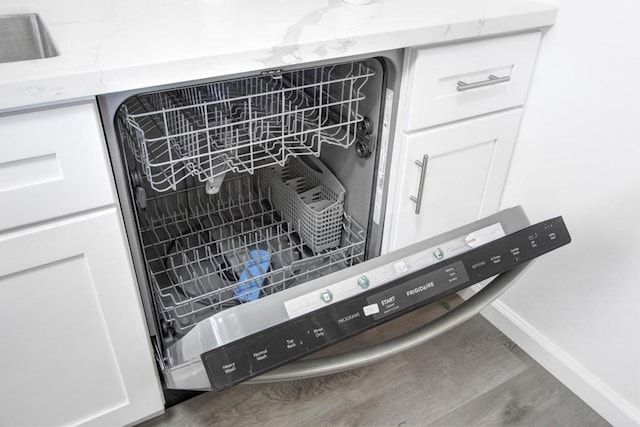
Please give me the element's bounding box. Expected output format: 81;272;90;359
481;300;640;427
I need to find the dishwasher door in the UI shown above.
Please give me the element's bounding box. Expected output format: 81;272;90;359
162;206;570;391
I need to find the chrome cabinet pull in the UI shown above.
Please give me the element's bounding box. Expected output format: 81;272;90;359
409;154;429;215
456;74;511;92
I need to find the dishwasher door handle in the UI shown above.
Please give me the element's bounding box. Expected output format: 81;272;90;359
247;261;532;384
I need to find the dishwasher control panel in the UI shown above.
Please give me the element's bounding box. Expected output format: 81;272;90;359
201;217;571;391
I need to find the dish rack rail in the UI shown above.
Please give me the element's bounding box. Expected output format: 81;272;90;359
118;61;375;192
138;174;366;336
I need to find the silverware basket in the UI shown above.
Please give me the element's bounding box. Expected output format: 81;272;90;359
117;61;375;192
259;157;346;253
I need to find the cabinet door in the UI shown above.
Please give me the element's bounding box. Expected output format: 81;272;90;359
0;209;163;426
387;109;522;251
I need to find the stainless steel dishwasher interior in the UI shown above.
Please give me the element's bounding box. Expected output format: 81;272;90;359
109;57;387;357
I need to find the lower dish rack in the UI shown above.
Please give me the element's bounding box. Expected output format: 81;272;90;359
139;173;366;336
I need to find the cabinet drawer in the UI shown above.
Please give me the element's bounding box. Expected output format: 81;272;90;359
404;32;540;131
0;102;115;231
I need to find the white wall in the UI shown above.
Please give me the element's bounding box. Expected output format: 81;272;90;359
486;0;640;425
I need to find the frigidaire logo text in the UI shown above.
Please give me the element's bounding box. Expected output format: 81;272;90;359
406;282;434;296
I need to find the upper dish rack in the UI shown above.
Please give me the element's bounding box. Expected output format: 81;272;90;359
117;61;375;192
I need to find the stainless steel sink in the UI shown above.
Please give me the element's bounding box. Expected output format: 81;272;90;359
0;14;59;64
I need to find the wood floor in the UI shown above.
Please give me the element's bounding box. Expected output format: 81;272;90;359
140;295;609;427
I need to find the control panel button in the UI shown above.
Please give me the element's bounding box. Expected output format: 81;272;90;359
357;275;370;289
302;325;334;350
302;317;340;348
284;338;300;352
262;327;303;360
204;350;250;390
319;289;333;303
250;346;271;365
433;247;444;260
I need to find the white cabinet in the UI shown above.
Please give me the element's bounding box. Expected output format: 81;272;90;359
387;109;522;251
0;102;163;426
0;103;116;231
383;32;540;252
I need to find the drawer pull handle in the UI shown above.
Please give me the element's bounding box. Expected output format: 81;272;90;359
456;74;511;91
409;154;429;215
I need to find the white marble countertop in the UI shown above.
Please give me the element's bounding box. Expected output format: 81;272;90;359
0;0;556;111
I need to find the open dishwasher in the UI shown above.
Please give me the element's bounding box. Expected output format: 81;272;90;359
98;53;570;397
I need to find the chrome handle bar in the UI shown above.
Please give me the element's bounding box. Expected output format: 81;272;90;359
456;74;511;92
409;154;429;215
